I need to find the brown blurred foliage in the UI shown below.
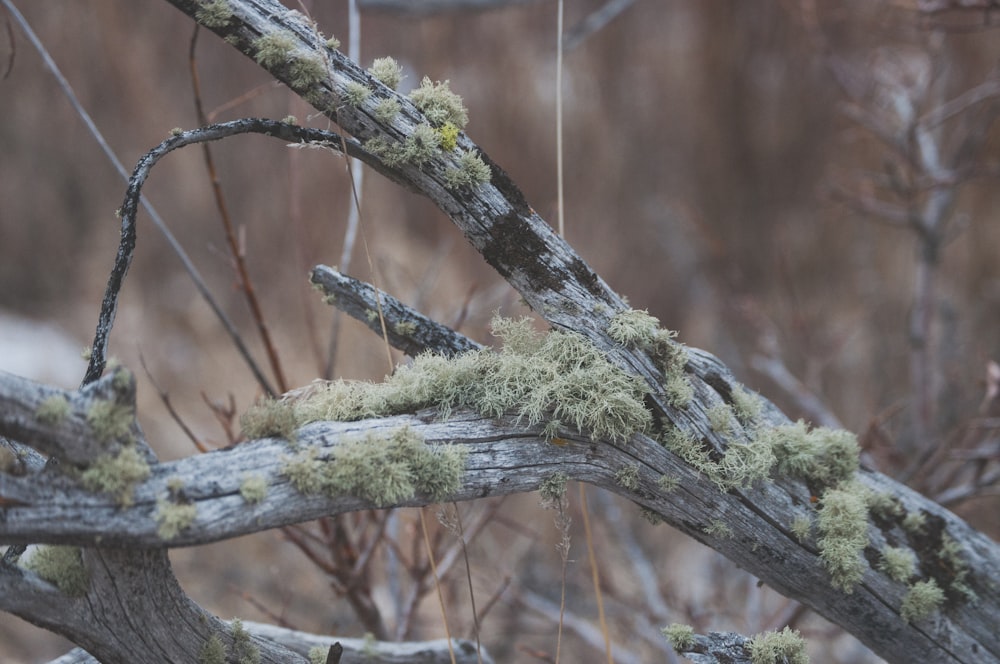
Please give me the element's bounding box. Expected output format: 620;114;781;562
3;1;1000;662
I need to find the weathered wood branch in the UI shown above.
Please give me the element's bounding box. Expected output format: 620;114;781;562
0;1;997;662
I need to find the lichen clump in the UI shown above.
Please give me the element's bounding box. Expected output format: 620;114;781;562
900;579;945;623
156;499;198;541
409;76;468;128
747;626;809;664
196;0;233;28
369;56;403;90
282;316;652;444
86;399;134;443
444;150;491;189
816;482;869;592
281;427;466;507
662;623;695;651
239;474;268;504
36;394;71;425
80;445;151;506
253;30;326;90
22;546;89;597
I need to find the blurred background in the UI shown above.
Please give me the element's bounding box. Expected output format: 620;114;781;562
3;0;1000;661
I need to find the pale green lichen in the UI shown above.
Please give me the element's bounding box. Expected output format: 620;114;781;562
444;150;491;189
409;76;468;128
939;533;976;601
252;31;326;90
816;481;869;592
657;474;679;493
663;374;694;408
231;618;260;664
22;546;89;597
747;626;809;664
393;321;417;336
790;515;812;542
867;491;903;520
196;0;233;28
900;579;945;623
253;31;297;68
902;510;926;534
373;98;401;124
86;399;134;443
199;634;227;664
343;81;371;107
615;464;640;491
879;546;916;583
368;56;403;90
80;445;151;506
240;474;268;504
761;421;859;487
325;36;341;50
36;395;70;425
292;316;651;445
639;506;664;524
730;386;763;425
661;425;773;491
282;115;298;125
703;519;733;539
707;404;734;435
240;398;297;441
308;646;329;664
366;123;442;167
166;476;185;493
662;623;695;651
539;472;569;505
282;427;466;507
156;499;198;541
607;309;660;348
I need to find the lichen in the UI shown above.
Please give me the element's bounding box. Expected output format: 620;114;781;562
156;498;198;541
437;121;460;151
879;546;916;583
444;150;491;189
657;474;679;493
291;316;651;445
281;427;466;507
196;0;233;28
366;123;442;167
86;399;134;443
199;634;227;664
36;394;70;425
22;546;89;597
231;618;260;664
373;98;401;124
790;515;812;542
662;623;695;651
80;445;151;506
240;398;297;441
368;56;403;90
615;464;640;491
308;646;329;664
408;76;468;128
539;472;568;506
707;404;734;435
816;481;869;592
902;510;926;534
343;81;371;107
747;626;809;664
900;579;945;623
253;29;329;91
607;309;660;348
761;421;859;487
253;30;297;69
730;386;763;425
663;374;694;408
703;519;733;538
239;474;268;504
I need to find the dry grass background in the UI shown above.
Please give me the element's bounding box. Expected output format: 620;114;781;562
2;1;1000;662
